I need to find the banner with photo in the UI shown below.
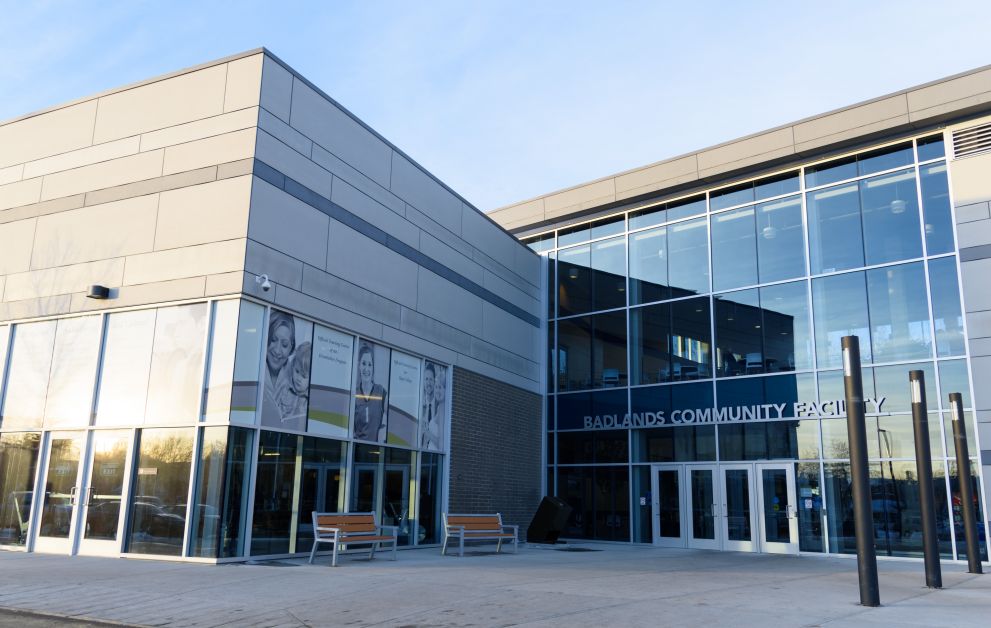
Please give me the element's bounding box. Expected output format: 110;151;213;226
352;340;390;443
386;352;421;447
419;361;448;451
307;325;354;438
261;309;313;431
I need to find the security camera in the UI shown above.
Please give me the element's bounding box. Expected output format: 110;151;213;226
255;274;272;292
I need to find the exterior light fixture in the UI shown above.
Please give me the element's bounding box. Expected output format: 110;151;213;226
86;284;110;299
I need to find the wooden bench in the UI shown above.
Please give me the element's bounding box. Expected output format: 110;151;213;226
442;513;518;557
308;512;398;567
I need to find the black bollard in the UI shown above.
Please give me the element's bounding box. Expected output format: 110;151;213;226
909;370;941;588
842;336;880;606
949;392;983;574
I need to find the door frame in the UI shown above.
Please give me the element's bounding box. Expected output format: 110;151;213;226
31;431;87;554
755;462;799;555
76;429;135;557
686;463;721;550
719;463;757;552
650;464;686;547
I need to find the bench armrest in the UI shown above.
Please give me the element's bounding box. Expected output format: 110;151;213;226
315;526;342;533
445;525;466;534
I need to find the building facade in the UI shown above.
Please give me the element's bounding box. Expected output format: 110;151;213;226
0;50;542;561
491;65;991;562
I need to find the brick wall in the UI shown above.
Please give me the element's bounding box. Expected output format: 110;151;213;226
449;366;543;538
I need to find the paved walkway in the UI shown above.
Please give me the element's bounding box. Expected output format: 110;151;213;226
0;545;988;627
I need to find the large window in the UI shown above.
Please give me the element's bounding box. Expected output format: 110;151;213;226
125;428;195;556
44;316;102;429
190;426;253;558
0;432;41;547
631;297;710;385
557;311;626;391
251;430;299;555
1;321;57;430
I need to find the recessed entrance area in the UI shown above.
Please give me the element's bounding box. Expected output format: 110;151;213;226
651;462;798;554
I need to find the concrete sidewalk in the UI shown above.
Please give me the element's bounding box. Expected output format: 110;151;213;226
0;545;988;627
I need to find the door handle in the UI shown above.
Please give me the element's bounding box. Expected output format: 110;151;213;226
86;487;95;507
69;486;79;506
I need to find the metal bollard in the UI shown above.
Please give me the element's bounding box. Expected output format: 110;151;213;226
909;370;941;588
949;392;983;574
842;336;880;606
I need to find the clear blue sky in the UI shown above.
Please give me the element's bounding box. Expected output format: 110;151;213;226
3;1;990;211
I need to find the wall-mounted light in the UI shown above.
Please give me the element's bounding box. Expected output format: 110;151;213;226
86;285;110;300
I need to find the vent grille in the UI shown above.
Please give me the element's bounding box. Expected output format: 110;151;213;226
952;122;991;158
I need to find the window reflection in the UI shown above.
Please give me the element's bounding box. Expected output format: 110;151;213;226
44;316;102;428
557;311;627;391
808;183;863;273
929;257;965;357
711;206;757;291
668;218;709;297
919;163;954;255
2;322;57;430
860;169;923;266
756;196;804;283
867;263;931;362
813;272;871;368
125;428;194;556
145;304;208;425
95;310;156;427
0;433;41;547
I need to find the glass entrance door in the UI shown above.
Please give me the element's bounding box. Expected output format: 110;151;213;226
33;431;133;555
652;465;684;547
652;464;721;549
77;431;133;556
755;463;798;554
720;464;756;552
687;465;720;550
34;432;85;553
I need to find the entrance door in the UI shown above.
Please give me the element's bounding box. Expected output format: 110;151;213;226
33;431;133;555
33;432;85;553
755;463;798;554
686;464;720;550
651;465;684;547
77;431;133;556
720;464;756;552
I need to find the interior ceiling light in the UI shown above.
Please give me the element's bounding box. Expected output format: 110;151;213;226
890;199;907;214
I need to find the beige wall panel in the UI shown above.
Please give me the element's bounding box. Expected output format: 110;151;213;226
950;152;991;207
123;238;246;286
793;96;908;144
140;107;258;152
696;128;795;172
543;179;616;216
487;198;545;229
248;178;330;269
24;137;140;179
0;219;36;274
0;195;85;226
0;177;42;211
4;258;124;301
71;276;207;313
615;154;699;195
0;277;5;303
205;271;245;296
31;194;159;269
0;100;97;169
0;164;23;186
162;128;257;175
907;68;991;113
40;150;164;201
93;65;227;143
260;56;293;123
795;116;912;155
698;145;797;179
224;55;263;112
0;294;72;323
155;176;252;250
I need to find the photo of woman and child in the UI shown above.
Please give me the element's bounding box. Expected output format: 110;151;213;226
261;310;312;431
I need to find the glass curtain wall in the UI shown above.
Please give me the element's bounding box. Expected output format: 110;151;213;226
537;134;986;558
